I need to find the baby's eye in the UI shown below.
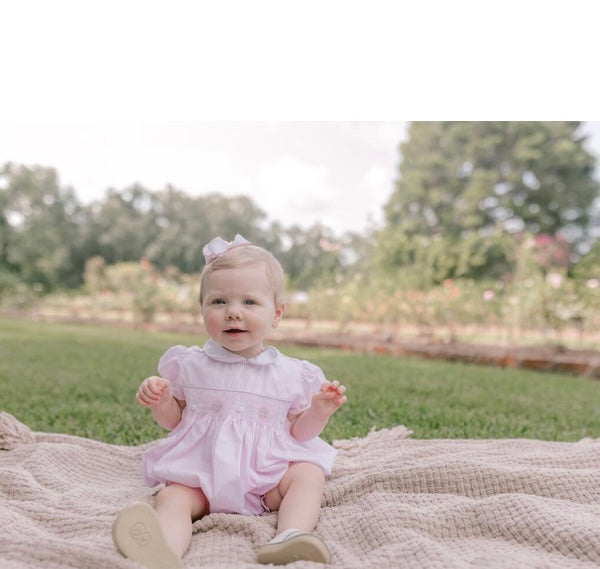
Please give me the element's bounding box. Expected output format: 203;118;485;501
243;299;257;306
212;298;226;305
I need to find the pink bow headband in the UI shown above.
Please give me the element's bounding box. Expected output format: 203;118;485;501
202;234;251;264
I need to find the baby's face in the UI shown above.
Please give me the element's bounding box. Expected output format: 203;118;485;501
201;264;284;358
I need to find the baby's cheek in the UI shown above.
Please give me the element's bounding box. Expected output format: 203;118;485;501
203;311;222;334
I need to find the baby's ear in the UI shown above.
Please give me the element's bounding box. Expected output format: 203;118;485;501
272;303;285;327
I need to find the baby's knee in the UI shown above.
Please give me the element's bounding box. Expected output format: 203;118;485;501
156;483;187;501
155;484;208;518
290;462;325;487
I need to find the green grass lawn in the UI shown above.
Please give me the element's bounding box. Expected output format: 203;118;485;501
0;315;599;445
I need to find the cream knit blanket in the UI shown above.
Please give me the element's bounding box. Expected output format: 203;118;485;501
1;412;599;568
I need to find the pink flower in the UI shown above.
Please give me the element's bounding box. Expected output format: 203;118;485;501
482;290;495;301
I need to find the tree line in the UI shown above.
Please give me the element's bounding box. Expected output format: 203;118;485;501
1;121;599;302
0;162;356;294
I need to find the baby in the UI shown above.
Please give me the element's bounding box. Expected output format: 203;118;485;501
112;234;347;567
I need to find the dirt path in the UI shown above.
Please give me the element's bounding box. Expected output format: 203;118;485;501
269;330;600;379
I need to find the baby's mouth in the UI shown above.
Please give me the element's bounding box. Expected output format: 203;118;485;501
224;328;247;335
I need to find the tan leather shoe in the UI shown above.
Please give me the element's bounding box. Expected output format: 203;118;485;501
112;502;182;569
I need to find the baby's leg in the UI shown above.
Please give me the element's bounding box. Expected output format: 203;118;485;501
264;462;325;535
259;463;329;564
154;483;209;558
113;484;208;568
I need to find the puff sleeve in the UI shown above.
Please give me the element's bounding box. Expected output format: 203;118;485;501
289;360;327;415
157;345;189;400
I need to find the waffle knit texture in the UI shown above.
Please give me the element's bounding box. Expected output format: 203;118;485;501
1;412;599;568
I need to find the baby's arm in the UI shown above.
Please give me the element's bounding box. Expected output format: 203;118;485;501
136;376;186;430
289;380;347;443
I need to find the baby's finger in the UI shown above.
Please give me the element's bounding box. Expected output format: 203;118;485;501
143;378;157;391
326;383;345;397
321;381;339;393
136;389;155;406
139;384;158;401
147;377;165;394
314;389;335;401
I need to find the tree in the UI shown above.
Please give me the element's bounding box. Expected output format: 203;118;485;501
380;122;600;280
146;188;268;274
276;223;344;289
385;122;600;242
80;184;162;266
0;162;83;289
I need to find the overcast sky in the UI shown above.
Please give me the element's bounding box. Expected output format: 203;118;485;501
0;122;411;234
1;122;599;236
2;2;598;236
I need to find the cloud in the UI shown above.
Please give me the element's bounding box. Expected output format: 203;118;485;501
257;157;335;228
115;148;239;196
362;165;391;190
0;124;246;201
357;166;394;227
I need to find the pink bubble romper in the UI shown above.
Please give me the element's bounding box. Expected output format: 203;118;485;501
142;340;337;515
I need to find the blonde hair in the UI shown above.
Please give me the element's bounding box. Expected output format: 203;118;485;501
199;244;286;306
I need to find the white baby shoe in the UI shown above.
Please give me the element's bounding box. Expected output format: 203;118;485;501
257;528;331;565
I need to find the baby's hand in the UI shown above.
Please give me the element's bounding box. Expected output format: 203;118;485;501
312;380;347;417
136;376;172;408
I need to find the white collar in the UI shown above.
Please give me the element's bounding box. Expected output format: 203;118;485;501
202;339;279;365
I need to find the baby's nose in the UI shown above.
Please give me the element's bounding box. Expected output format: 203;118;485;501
226;305;242;319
